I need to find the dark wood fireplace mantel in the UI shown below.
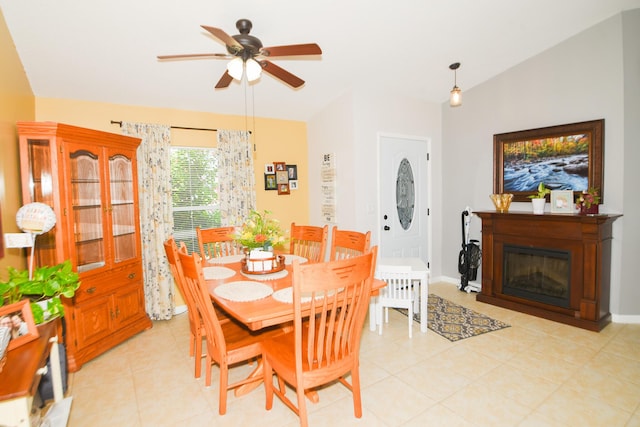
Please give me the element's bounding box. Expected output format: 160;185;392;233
474;211;621;331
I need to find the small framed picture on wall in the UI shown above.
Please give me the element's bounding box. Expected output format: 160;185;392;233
264;163;275;174
276;170;289;184
289;180;298;190
274;162;286;171
286;164;298;180
278;183;290;195
264;174;277;190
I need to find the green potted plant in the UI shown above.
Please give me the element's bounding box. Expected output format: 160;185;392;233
528;182;551;214
0;260;80;324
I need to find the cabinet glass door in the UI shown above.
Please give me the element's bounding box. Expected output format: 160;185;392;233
69;149;106;272
24;138;58;266
109;153;137;263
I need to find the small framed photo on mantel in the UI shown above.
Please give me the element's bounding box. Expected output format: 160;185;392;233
550;190;574;213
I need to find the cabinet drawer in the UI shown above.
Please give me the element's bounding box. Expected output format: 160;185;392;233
75;264;142;302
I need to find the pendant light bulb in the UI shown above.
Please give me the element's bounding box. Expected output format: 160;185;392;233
450;86;462;107
227;57;244;80
449;62;462;107
245;58;262;82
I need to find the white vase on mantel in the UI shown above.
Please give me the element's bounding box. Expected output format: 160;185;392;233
531;198;546;215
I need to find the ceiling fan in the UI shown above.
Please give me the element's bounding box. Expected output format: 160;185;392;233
157;19;322;89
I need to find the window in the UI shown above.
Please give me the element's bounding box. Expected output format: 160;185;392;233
170;147;220;253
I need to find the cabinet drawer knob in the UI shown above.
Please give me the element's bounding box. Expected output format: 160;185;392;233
86;287;97;294
128;273;136;279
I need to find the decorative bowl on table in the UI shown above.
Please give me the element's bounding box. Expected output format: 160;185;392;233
240;251;286;275
490;193;514;213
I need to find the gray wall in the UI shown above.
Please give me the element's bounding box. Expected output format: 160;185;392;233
620;9;640;316
441;11;639;317
307;10;638;318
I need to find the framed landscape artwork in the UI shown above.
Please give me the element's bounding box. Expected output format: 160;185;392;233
493;119;604;202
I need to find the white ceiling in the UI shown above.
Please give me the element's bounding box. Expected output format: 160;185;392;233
2;0;639;121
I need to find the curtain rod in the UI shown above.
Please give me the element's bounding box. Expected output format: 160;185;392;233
110;120;251;134
110;120;215;132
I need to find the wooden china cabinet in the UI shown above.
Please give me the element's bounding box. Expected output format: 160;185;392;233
17;122;152;372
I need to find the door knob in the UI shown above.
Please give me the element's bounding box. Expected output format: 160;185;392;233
383;225;390;231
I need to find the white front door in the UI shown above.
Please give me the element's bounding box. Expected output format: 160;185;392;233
378;134;430;263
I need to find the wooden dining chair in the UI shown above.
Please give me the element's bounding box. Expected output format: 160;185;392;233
164;237;206;379
196;226;242;261
178;249;287;415
329;226;371;260
261;246;378;427
289;223;328;262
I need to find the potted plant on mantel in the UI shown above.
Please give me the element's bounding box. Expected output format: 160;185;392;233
0;259;80;324
576;187;601;215
528;182;551;215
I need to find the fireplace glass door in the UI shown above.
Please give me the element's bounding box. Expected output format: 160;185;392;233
503;245;571;308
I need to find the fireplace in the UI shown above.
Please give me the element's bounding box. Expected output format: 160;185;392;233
502;245;570;308
474;211;621;331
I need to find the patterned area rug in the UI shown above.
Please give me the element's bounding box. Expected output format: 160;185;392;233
395;294;510;342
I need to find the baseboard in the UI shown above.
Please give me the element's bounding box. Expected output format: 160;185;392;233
436;275;481;291
437;275;640;323
611;313;640;324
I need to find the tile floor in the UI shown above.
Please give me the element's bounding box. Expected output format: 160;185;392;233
64;282;640;427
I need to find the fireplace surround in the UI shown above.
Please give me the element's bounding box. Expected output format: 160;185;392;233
474;211;621;331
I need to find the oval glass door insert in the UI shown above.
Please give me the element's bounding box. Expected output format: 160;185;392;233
396;158;415;230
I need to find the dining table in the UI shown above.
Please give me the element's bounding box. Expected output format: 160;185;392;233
204;252;385;398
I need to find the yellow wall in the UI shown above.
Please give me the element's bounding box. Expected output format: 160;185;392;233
34;98;309;230
0;8;35;278
34;99;309;307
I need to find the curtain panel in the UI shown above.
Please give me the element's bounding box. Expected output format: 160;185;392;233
217;129;256;227
121;122;174;320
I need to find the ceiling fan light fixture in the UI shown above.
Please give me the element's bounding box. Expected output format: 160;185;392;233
449;62;462;107
227;57;244;80
245;58;262;82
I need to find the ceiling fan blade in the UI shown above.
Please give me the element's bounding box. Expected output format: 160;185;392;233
201;25;243;53
260;43;322;57
215;70;234;89
157;53;232;60
260;60;305;88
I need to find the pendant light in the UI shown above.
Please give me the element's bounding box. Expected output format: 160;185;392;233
449;62;462;107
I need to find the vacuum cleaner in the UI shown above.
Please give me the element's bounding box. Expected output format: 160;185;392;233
458;207;482;293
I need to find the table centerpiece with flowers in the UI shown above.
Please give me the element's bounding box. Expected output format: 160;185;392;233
235;210;287;273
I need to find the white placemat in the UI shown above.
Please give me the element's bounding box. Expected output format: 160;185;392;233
207;254;244;265
203;266;236;280
272;287;335;304
284;254;308;265
240;269;289;281
213;281;274;302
